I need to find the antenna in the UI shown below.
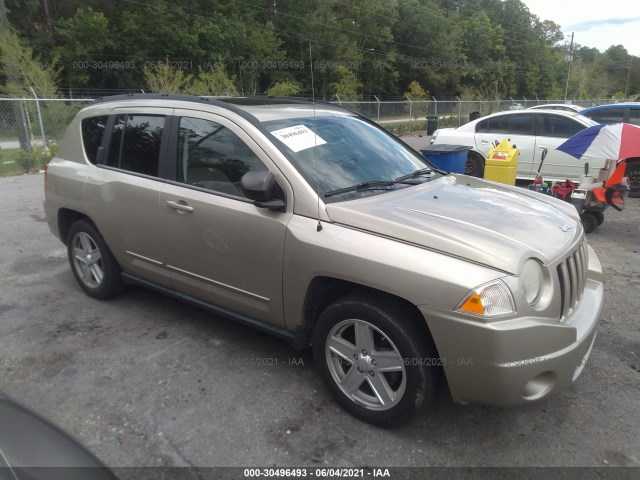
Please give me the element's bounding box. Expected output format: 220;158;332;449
309;42;322;232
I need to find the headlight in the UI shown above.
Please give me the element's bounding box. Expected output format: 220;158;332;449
457;280;515;318
521;258;543;305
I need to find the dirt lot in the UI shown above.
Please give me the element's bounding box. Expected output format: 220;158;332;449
0;162;639;470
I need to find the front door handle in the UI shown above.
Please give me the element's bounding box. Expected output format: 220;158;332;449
166;200;194;213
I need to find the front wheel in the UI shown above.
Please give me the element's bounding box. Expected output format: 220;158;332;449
66;219;123;299
312;294;438;427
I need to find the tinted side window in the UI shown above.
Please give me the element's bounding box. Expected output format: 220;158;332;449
81;116;108;164
585;108;626;125
483;114;532;135
540;114;585;138
177;117;267;197
629;108;640;126
107;115;165;176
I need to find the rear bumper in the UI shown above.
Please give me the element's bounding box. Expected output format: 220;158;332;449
421;246;603;406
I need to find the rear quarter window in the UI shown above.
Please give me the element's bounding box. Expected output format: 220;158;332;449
81;116;108;164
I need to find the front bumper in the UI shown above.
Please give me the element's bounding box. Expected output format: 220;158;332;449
420;245;603;406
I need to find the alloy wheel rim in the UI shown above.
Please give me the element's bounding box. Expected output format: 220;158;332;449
325;319;406;411
72;232;104;288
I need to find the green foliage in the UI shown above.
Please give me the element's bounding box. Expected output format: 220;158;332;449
54;8;113;88
14;149;37;172
3;0;639;99
0;30;60;98
404;81;428;100
185;65;238;96
266;81;303;96
143;58;193;94
330;67;363;100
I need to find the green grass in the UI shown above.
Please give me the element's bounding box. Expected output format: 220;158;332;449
0;149;26;176
0;147;52;176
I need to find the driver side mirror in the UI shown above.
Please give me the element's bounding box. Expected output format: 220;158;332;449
240;171;286;212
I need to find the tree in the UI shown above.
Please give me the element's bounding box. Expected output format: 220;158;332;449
54;7;113;89
0;30;60;97
330;66;362;100
266;81;302;96
143;58;192;94
185;64;238;96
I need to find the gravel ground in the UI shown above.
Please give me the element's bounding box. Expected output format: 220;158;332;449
0;164;638;471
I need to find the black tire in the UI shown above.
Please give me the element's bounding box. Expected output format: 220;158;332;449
465;151;485;177
594;211;605;226
580;212;598;234
66;219;123;299
625;160;640;198
312;293;439;427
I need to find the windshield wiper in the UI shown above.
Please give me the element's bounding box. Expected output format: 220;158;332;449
324;180;415;198
395;167;443;181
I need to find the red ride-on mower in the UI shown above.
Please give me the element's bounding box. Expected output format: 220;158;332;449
552;160;630;234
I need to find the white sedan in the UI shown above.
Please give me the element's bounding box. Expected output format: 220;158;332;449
430;109;601;181
528;104;585;113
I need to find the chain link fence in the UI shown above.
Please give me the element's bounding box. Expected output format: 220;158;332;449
0;95;630;173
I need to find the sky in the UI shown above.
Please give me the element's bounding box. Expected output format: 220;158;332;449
523;0;640;56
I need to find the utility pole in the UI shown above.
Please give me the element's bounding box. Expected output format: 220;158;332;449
564;32;574;101
624;58;632;99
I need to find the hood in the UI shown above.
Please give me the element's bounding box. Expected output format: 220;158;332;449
325;176;582;274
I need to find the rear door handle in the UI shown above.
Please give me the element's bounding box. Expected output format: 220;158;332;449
165;200;194;213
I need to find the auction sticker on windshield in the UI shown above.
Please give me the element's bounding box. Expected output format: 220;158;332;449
270;125;326;152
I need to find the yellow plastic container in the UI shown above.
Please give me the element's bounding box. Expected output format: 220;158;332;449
484;139;519;185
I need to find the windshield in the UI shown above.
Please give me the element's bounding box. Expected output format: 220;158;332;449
262;115;434;201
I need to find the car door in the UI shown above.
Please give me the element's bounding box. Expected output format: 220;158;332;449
474;113;535;175
532;113;605;180
84;108;173;288
159;111;292;327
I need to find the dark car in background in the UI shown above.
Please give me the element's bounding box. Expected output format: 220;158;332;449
581;103;640;196
581;102;640;126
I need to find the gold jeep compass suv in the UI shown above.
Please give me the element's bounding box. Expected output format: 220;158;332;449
44;94;604;427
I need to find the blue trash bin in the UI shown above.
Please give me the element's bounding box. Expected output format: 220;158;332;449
420;144;471;174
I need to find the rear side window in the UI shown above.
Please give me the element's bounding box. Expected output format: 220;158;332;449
476;114;532;135
538;114;585;138
107;114;165;176
629;108;640;126
81;116;108;164
585;108;626;125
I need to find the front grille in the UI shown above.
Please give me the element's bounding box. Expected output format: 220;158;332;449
557;239;589;320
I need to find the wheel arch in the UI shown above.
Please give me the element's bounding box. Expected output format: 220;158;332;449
293;276;436;352
58;208;92;243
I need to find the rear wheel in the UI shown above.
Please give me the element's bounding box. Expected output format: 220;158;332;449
581;212;598;234
594;211;605;226
312;293;439;427
66;220;123;299
625;160;640;198
465;151;485;177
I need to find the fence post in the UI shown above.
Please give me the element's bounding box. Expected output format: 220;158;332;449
456;96;461;126
432;96;437;117
335;94;342;106
405;95;412;122
17;101;33;153
29;88;48;151
374;95;380;122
